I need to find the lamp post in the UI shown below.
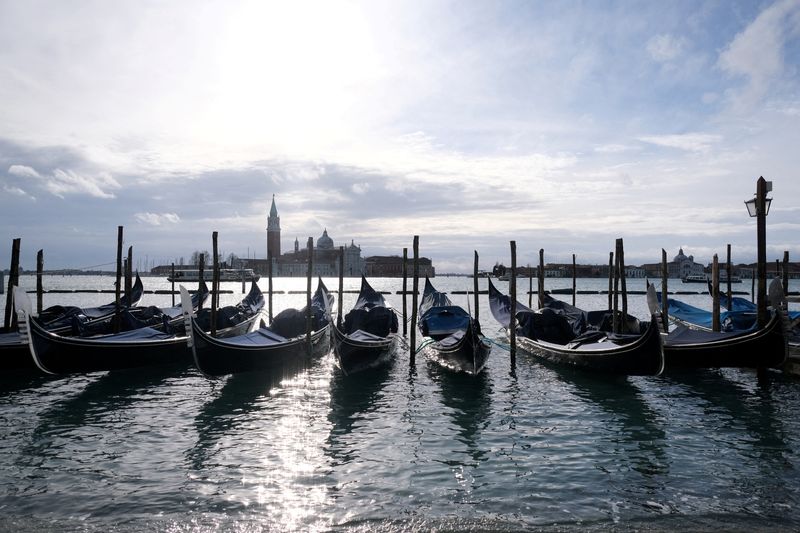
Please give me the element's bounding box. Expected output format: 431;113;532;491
744;176;772;328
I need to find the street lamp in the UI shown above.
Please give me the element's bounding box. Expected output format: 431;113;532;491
744;176;772;328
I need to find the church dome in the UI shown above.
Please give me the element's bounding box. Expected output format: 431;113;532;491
317;229;334;250
673;248;688;262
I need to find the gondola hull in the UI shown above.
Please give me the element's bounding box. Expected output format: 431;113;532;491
661;312;787;369
420;321;491;375
190;318;330;377
23;312;260;375
332;325;398;375
1;330;34;372
509;319;665;376
488;279;664;376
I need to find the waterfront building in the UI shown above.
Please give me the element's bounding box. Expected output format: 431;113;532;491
364;256;436;278
668;248;705;279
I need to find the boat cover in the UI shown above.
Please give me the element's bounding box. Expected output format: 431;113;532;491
657;293;758;331
665;324;754;345
83;326;175;343
343;277;398;337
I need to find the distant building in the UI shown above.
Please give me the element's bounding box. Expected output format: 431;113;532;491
365;256;435;277
669;248;705;279
247;197;367;277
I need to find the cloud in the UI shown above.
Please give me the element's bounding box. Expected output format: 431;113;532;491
134;212;181;226
2;184;34;199
717;0;800;107
44;169;120;198
638;133;722;153
646;34;687;62
8;164;42;179
351;182;370;194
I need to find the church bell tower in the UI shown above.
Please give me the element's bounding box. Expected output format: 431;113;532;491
267;195;281;259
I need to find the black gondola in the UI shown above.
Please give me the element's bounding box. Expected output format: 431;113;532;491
488;279;664;376
36;272;146;335
332;276;399;375
16;281;264;375
646;281;787;369
417;278;490;375
183;279;333;377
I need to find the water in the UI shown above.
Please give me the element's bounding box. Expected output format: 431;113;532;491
2;275;800;531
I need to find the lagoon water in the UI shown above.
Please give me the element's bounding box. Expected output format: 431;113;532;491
2;275;800;531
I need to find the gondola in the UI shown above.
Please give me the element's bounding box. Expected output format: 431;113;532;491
36;272;146;335
72;280;210;337
488;279;664;376
183;279;333;377
1;273;146;370
646;281;787;369
417;278;490;375
332;276;399;375
1;280;208;373
15;281;264;375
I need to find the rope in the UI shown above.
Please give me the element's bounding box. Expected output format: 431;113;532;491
486;337;512;352
414;338;436;354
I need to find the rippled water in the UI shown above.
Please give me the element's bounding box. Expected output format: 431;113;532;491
1;275;799;531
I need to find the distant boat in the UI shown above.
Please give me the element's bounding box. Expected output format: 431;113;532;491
167;268;259;282
682;274;741;284
681;275;707;283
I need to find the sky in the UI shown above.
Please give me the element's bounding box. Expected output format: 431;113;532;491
1;0;799;273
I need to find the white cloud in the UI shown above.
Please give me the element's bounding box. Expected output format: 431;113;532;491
717;0;800;107
134;212;181;226
2;184;34;199
638;133;722;153
8;164;41;179
44;169;120;199
646;34;687;62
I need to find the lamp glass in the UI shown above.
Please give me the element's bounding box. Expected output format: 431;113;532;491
764;197;772;216
745;198;757;217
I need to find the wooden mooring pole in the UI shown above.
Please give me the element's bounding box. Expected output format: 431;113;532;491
402;247;408;336
712;254;720;332
114;226;123;333
572;254;577;307
198;253;205;311
306;237;314;354
538;248;545;309
473;251;479;323
170;263;176;306
607;251;614;311
528;263;533;308
211;232;219;337
783;251;790;296
661;249;669;331
268;252;273;322
36;250;43;314
338;246;344;328
618;238;628;332
510;241;517;366
125;246;133;301
612;243;620;334
410;236;419;366
726;244;732;309
3;238;21;330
